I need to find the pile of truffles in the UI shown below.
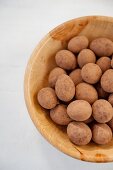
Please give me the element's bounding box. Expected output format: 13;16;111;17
38;35;113;146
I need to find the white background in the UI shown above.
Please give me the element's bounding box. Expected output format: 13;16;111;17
1;0;113;169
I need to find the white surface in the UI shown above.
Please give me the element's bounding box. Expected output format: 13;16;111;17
1;0;113;169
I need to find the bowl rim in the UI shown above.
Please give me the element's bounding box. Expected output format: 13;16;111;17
24;15;113;163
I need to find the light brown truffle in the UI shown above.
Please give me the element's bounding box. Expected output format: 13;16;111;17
50;104;71;125
48;67;66;88
90;37;113;56
95;83;108;99
77;49;96;68
81;63;102;84
101;69;113;93
68;35;89;53
55;74;75;102
108;117;113;131
69;69;83;86
92;99;113;123
92;123;112;145
76;82;98;104
96;56;111;73
37;87;58;109
67;100;92;121
67;122;92;145
108;93;113;106
55;50;77;70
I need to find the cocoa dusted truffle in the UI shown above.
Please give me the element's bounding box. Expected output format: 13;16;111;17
67;122;92;145
55;74;75;102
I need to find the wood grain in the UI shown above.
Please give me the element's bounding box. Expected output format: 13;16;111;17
24;16;113;162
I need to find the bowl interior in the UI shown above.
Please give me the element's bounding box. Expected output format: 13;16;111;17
24;16;113;162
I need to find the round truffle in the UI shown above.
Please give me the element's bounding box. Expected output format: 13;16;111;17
69;69;83;86
108;117;113;131
48;67;66;88
55;50;77;70
108;93;113;106
76;82;98;104
90;37;113;56
92;99;113;123
68;35;89;53
95;83;108;99
55;74;75;102
81;63;102;84
37;87;58;109
67;122;92;145
101;69;113;93
92;123;112;145
50;104;71;125
77;49;96;68
96;57;111;73
67;100;92;121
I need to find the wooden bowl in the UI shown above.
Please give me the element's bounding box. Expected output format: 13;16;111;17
24;16;113;163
